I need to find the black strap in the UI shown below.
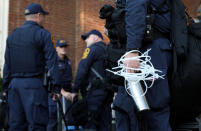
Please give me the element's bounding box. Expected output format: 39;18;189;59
91;67;115;92
91;67;104;82
156;0;168;12
150;0;170;15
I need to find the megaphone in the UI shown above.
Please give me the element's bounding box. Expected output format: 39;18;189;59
127;81;150;112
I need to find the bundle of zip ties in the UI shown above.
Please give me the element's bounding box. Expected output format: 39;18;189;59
106;49;164;96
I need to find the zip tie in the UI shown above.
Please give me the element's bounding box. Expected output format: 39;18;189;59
106;49;164;96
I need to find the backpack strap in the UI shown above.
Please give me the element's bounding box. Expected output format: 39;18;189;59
149;0;170;15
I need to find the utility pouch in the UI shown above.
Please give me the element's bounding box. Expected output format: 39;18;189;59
43;69;53;93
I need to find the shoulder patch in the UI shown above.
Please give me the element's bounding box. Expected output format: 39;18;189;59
82;48;90;59
51;35;56;48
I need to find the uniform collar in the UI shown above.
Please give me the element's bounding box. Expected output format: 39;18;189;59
94;41;105;46
89;41;105;48
24;21;42;27
58;55;68;62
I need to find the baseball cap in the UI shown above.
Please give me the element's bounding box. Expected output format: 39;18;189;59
81;30;103;40
56;39;68;47
24;3;49;15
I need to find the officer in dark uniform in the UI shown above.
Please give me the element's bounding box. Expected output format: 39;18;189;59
56;40;72;94
69;30;112;131
47;39;72;131
2;3;61;131
113;0;172;131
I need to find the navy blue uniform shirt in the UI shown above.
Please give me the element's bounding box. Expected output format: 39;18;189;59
58;56;72;90
72;41;106;93
3;21;58;91
126;0;171;49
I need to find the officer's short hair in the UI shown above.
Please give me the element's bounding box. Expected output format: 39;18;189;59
25;14;37;20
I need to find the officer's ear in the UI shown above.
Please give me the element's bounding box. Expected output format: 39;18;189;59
38;13;44;16
35;13;41;21
93;35;100;42
56;47;59;52
36;13;40;18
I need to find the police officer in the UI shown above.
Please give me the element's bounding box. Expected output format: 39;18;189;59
3;3;61;131
67;30;112;131
113;0;172;131
47;39;72;131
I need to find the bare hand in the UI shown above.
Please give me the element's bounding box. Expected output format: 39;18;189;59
52;93;61;101
71;93;78;102
61;89;73;101
123;52;140;73
2;92;7;97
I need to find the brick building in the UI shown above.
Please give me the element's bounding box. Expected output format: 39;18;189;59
0;0;115;76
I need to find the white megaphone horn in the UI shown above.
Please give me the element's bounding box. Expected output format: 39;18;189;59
127;81;150;111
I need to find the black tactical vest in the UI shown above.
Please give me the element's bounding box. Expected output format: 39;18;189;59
8;27;45;74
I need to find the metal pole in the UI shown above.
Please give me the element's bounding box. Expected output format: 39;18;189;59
62;96;66;131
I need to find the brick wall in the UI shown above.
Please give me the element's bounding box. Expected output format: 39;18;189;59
8;0;115;75
74;0;114;71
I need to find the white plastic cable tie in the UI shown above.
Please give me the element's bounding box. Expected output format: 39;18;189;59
106;49;164;96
